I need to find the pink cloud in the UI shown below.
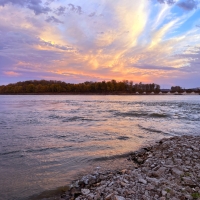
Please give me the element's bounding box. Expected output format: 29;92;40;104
4;71;21;76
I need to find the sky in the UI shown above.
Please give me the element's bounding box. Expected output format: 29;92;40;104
0;0;200;88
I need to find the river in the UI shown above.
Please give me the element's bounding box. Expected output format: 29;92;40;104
0;95;200;200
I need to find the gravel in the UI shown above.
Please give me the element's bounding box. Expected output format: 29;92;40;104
62;135;200;200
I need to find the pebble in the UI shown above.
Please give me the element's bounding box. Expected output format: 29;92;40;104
63;136;200;200
81;189;90;195
139;178;147;184
114;195;125;200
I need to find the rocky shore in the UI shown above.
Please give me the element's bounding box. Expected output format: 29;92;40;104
62;135;200;200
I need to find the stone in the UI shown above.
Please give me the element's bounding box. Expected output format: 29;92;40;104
152;167;166;177
182;177;196;187
108;181;114;187
87;193;95;200
171;168;184;177
139;178;147;184
68;136;200;200
160;197;165;200
146;184;155;190
184;194;192;200
162;190;167;196
105;193;114;200
114;195;125;200
171;198;179;200
81;188;90;195
120;181;128;187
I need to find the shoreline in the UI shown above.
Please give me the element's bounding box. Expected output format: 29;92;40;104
0;93;199;95
59;135;200;200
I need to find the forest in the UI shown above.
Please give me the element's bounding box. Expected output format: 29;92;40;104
0;80;161;94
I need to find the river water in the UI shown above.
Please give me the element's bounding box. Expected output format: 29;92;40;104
0;95;200;200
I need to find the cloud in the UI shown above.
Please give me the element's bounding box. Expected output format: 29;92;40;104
54;6;66;16
156;0;199;10
0;0;51;15
0;0;25;6
133;64;178;70
0;0;200;87
177;0;198;10
156;0;176;5
88;12;95;17
46;16;63;24
68;4;82;15
45;0;56;6
4;71;21;76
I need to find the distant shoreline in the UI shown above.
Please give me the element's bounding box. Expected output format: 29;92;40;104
0;93;199;95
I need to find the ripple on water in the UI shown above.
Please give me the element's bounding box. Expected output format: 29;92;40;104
117;136;130;140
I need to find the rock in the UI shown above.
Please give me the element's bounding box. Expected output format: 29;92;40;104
146;177;159;186
82;178;89;185
182;177;196;187
105;193;114;200
68;136;200;200
87;193;94;200
152;167;166;177
171;197;179;200
121;169;127;174
108;181;114;187
184;194;192;199
120;181;128;187
146;184;155;190
185;160;190;165
162;190;167;196
81;188;90;195
160;197;165;200
171;168;184;177
139;178;147;184
114;195;125;200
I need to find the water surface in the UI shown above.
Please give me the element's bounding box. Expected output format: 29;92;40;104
0;95;200;200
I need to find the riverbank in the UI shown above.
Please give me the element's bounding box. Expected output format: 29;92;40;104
0;93;199;95
62;135;200;200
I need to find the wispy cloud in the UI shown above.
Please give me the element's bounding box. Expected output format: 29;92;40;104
0;0;200;87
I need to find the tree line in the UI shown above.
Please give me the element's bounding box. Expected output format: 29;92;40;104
0;80;161;94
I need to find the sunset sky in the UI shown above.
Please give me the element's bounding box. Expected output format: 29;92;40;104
0;0;200;88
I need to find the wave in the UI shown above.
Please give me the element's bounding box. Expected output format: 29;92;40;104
54;135;68;139
62;116;105;122
0;150;21;156
26;146;62;153
48;114;64;119
92;152;132;162
117;136;130;140
149;113;170;118
115;111;148;118
62;116;83;122
0;120;7;125
138;124;171;135
0;145;74;156
115;111;170;118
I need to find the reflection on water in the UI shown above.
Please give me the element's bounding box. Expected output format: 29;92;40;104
0;95;200;200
